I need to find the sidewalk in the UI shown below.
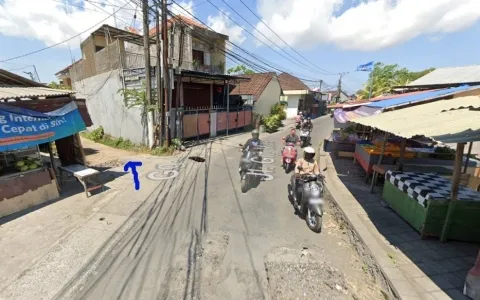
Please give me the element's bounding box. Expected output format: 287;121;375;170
320;146;478;300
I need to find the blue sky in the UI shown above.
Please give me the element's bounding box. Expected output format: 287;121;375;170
1;0;480;94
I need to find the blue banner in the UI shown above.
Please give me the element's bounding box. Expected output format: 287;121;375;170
355;61;374;72
0;102;86;151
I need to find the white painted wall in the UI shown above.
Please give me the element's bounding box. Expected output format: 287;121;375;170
286;95;299;118
255;78;282;115
73;69;147;144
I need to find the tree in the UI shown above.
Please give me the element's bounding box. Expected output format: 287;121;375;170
227;64;255;75
47;81;69;90
356;63;435;99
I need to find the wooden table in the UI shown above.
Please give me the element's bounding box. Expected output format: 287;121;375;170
58;164;104;197
370;164;453;193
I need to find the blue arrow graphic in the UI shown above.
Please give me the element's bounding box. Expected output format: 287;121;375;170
124;161;142;190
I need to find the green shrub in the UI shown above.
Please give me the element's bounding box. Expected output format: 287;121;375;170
270;103;286;120
88;126;104;142
263;114;282;133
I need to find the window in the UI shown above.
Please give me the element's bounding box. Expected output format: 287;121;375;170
95;45;105;52
192;50;204;65
241;95;254;105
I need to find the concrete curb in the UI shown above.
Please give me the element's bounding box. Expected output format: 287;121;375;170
319;147;422;300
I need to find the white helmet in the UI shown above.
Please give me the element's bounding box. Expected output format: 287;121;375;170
304;146;315;159
304;146;315;154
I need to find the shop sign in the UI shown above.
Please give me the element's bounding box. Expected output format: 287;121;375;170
0;102;86;151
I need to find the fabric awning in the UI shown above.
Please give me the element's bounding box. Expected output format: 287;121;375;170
353;96;480;144
334;105;382;124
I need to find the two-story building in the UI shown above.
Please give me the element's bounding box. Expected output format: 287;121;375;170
56;16;249;144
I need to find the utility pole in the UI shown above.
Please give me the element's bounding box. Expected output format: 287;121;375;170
142;0;154;148
155;3;163;146
337;72;348;103
336;74;342;104
161;0;170;146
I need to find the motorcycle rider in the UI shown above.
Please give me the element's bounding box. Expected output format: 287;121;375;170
291;147;320;207
302;117;313;132
242;129;262;152
283;128;301;145
239;129;263;170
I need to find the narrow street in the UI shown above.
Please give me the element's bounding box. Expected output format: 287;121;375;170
52;116;386;300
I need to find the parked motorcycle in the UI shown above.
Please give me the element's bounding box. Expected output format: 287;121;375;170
282;142;297;173
239;144;263;193
300;129;311;147
289;172;325;233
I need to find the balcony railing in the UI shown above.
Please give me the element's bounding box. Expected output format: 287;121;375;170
192;64;224;75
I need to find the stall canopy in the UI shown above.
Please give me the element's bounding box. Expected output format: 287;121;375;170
333;85;476;124
353;96;480;144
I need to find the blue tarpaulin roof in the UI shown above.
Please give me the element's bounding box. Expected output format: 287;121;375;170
367;85;472;109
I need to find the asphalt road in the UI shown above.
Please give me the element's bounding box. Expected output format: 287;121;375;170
60;116;385;300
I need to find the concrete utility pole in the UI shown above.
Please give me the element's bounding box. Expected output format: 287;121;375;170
336;74;342;104
162;0;170;146
155;3;163;145
337;72;348;103
142;0;154;148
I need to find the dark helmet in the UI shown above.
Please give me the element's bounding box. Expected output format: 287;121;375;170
252;129;259;139
307;117;312;122
304;146;315;160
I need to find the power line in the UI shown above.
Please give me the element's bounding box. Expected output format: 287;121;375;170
216;0;329;76
0;2;129;63
237;0;335;76
205;0;322;76
168;1;320;82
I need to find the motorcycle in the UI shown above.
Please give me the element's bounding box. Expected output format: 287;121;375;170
239;144;263;193
282;142;297;173
300;129;311;147
289;171;325;233
295;115;303;129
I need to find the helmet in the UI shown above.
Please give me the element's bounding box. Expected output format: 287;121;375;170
307;117;311;121
252;129;259;139
304;146;315;160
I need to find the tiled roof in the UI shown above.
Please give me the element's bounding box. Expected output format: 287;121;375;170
230;72;275;101
149;15;206;36
278;73;309;91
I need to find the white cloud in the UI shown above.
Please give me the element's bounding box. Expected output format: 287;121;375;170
170;0;195;17
207;12;246;44
254;0;480;51
0;0;141;48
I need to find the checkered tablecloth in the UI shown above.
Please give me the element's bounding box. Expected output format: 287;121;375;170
385;171;480;207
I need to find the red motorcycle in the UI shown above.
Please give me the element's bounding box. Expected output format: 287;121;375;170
282;142;297;173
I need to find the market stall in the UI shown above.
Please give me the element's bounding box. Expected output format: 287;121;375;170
383;170;480;242
0;101;89;218
352;95;480;243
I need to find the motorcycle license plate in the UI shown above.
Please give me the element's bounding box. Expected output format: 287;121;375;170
309;198;324;205
285;158;291;163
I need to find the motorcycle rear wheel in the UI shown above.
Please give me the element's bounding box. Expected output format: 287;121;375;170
306;208;322;233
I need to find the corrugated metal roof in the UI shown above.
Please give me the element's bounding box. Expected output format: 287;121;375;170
0;69;46;87
367;85;473;109
0;87;74;100
408;65;480;86
353;96;480;143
